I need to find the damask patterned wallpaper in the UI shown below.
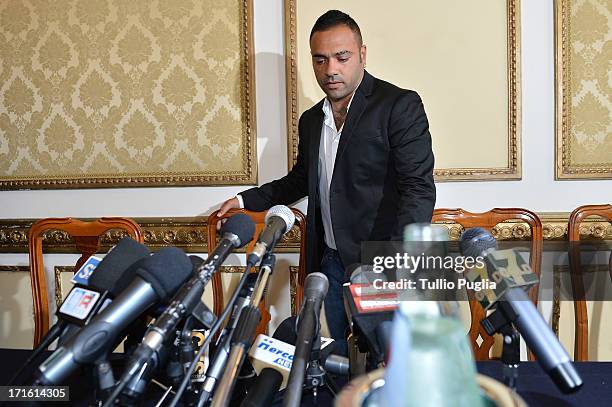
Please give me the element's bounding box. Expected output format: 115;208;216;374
0;0;256;188
558;0;612;178
569;0;611;164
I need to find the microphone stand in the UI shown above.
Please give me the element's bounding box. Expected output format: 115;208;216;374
125;315;209;407
196;274;259;406
286;311;340;406
481;301;521;390
167;262;258;407
301;330;340;403
209;253;276;407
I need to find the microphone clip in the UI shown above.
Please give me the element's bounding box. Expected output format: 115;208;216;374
481;302;521;390
481;301;520;337
190;301;217;330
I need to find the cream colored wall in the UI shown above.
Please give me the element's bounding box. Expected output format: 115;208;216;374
0;269;36;348
0;0;611;360
297;0;509;169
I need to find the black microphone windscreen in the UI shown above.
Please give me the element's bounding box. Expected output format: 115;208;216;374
222;213;255;247
272;316;297;344
135;247;193;301
304;272;329;300
88;237;150;294
460;227;497;258
109;257;149;297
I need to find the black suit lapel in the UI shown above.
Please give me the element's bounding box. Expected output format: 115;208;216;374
308;107;323;204
334;90;366;166
332;71;374;183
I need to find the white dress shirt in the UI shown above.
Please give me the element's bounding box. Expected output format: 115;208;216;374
319;93;356;250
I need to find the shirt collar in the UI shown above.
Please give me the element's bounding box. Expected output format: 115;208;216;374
322;91;355;133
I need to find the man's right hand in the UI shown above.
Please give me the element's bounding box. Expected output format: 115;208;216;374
217;197;240;230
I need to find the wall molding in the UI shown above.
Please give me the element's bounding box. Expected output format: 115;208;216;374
0;216;301;253
0;213;610;254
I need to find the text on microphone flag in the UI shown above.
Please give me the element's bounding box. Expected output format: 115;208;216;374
71;256;102;285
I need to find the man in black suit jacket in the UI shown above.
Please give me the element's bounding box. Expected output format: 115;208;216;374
218;10;435;351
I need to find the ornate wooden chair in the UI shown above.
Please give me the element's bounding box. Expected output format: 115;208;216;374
567;204;612;361
432;208;543;361
207;208;306;336
28;217;144;347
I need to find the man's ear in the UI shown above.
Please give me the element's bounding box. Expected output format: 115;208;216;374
361;44;367;67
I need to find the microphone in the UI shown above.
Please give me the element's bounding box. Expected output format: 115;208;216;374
8;238;150;386
197;273;259;405
210;253;277;407
34;247;193;386
247;205;295;264
248;326;296;392
461;228;583;393
249;318;346;382
169;213;291;407
210;306;262;407
244;316;347;407
114;214;255;402
49;238;151;344
57;239;152;346
87;238;153;299
118;257;207;404
202;212;256;274
242;333;291;407
283;272;329;407
460;228;539;309
344;264;396;367
271;316;347;376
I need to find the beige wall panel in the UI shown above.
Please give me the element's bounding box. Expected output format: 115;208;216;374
0;271;34;349
289;0;520;180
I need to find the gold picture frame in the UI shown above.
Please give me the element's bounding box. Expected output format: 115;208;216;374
555;0;612;179
284;0;522;181
0;0;256;189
